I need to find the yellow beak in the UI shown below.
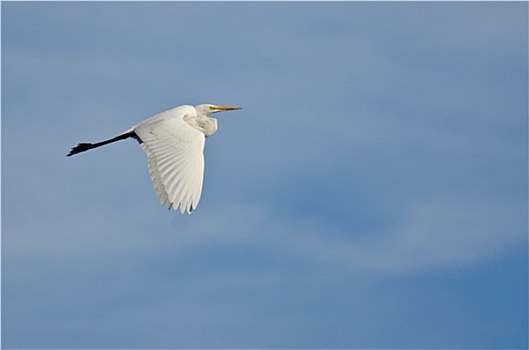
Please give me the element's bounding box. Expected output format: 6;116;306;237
216;105;242;111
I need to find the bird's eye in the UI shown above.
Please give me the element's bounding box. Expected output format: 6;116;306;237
209;106;216;110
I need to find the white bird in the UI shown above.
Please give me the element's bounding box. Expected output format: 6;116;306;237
67;104;242;214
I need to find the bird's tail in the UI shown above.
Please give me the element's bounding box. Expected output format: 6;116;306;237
67;130;139;157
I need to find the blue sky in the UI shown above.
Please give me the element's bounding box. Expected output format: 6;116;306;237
2;2;527;348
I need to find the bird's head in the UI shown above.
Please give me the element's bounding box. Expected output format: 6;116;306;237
195;104;242;116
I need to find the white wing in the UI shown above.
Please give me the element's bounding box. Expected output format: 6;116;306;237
133;106;205;214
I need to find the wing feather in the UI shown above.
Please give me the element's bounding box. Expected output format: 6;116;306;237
134;106;205;214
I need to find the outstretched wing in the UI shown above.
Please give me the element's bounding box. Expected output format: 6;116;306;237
133;107;205;214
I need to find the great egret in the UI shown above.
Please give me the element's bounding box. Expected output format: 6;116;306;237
67;104;242;214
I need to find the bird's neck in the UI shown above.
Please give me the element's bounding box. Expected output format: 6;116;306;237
185;116;218;138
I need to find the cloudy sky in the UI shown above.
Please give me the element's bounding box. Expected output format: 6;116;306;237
2;2;527;348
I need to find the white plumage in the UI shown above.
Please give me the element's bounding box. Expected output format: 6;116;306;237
67;104;241;214
133;106;205;213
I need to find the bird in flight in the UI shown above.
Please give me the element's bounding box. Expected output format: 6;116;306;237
67;104;242;214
